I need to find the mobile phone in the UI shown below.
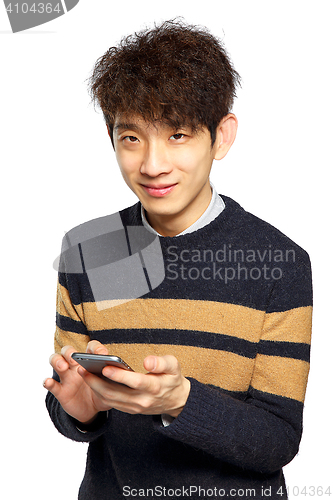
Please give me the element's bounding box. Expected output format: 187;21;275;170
72;352;134;376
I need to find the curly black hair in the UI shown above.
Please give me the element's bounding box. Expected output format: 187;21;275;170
88;19;241;145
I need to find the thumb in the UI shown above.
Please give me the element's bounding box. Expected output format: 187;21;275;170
143;355;180;375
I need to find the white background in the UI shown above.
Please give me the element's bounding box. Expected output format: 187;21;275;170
1;1;332;498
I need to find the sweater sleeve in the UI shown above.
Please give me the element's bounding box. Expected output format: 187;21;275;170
157;248;313;474
46;371;111;443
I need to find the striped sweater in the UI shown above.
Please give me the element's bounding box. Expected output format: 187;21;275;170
46;195;312;499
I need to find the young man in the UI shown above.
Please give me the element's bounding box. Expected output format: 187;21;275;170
44;20;312;499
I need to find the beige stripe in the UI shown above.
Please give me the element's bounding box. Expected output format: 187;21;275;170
56;281;85;322
57;285;311;347
53;327;309;401
251;354;310;402
261;306;312;344
82;298;265;343
103;343;255;392
54;327;90;354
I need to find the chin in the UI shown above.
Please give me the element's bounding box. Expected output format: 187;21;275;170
145;199;182;214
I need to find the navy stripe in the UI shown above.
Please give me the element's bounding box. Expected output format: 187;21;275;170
258;340;310;362
78;243;86;273
90;328;258;359
206;385;248;402
56;313;88;335
55;313;310;362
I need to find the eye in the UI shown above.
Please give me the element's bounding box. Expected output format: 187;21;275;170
170;133;185;141
123;135;139;143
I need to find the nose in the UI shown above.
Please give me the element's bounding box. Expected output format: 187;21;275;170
140;141;172;177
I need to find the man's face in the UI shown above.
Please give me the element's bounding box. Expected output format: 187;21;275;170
113;115;220;236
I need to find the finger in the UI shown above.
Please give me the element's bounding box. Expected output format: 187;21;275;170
78;366;131;397
143;355;180;375
77;367;104;395
61;345;79;365
86;340;109;355
77;366;93;382
43;377;62;398
102;366;144;390
49;353;69;373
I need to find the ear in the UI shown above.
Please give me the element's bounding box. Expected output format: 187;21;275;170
213;114;238;161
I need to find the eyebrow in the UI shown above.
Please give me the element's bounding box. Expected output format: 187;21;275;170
113;122;141;133
113;121;194;136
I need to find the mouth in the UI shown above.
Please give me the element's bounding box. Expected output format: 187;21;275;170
141;183;177;198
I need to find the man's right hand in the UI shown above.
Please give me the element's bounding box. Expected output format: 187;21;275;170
44;344;109;425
